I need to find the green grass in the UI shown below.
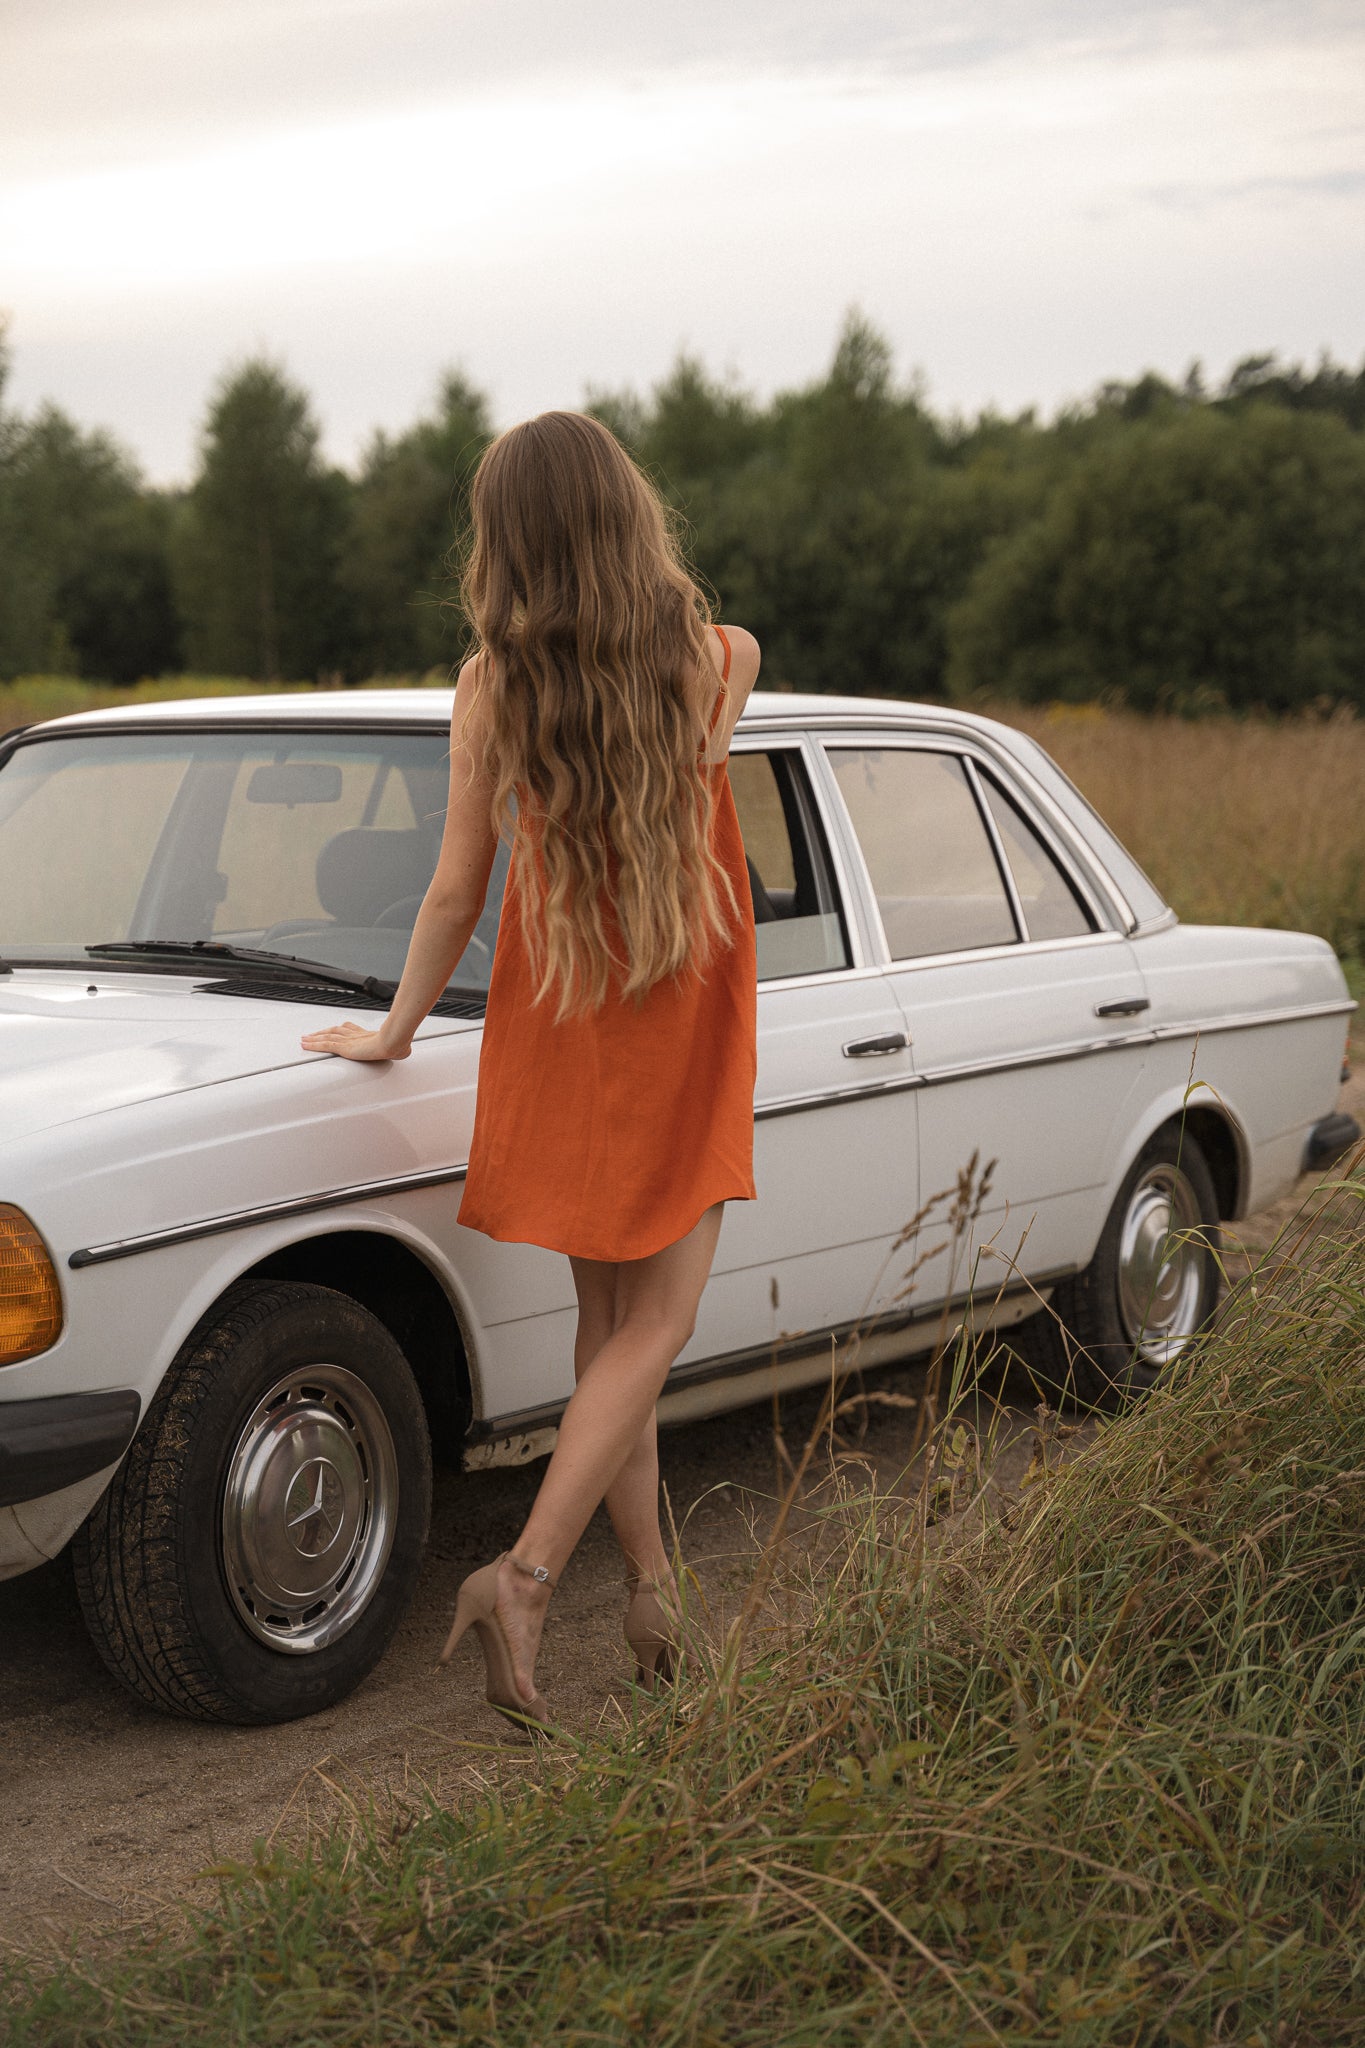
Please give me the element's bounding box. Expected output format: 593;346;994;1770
5;1168;1363;2045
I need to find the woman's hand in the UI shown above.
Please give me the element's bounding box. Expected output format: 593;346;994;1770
300;1021;412;1062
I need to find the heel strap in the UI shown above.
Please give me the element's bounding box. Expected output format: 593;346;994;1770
507;1553;557;1590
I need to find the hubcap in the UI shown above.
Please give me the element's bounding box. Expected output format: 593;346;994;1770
222;1365;398;1654
1117;1162;1208;1366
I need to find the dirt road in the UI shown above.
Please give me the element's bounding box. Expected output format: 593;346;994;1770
2;1074;1359;1952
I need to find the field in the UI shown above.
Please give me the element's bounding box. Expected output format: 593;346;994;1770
4;1166;1362;2044
3;678;1362;968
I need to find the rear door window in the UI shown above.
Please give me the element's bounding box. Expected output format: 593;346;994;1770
827;747;1019;960
977;772;1096;943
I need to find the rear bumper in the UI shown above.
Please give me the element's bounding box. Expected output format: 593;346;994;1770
1304;1112;1362;1172
0;1390;140;1509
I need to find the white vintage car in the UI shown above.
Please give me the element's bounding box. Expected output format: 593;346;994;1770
0;690;1356;1722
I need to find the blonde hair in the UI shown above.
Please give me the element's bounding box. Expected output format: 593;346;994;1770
461;410;738;1018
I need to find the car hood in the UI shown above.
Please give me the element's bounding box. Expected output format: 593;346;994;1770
0;970;464;1143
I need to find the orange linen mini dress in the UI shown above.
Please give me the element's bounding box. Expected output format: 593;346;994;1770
458;629;757;1263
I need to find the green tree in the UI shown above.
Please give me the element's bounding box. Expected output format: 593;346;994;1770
673;314;956;697
0;326;179;681
946;404;1365;710
343;372;492;674
176;359;351;680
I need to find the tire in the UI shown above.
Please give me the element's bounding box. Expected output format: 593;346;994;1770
1014;1124;1222;1411
71;1280;432;1724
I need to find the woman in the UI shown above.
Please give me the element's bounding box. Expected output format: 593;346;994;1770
301;411;760;1730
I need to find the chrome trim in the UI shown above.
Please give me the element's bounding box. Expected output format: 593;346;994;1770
962;754;1028;942
959;739;1120;935
916;1032;1156;1089
793;732;879;970
842;1032;909;1058
878;927;1129;978
817;729;1125;954
67;1164;469;1269
802;739;894;968
751;923;1128;995
756;1074;924;1121
754;998;1353;1117
756;962;889;995
1149;999;1356;1042
463;1261;1081;1441
221;1362;399;1654
66;1003;1354;1269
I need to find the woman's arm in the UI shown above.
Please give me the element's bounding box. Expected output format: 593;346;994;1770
300;660;499;1062
707;624;761;759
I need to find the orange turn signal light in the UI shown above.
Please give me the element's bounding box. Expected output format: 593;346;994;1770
0;1205;64;1366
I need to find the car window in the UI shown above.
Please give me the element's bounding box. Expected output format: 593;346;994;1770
978;772;1096;943
728;749;850;980
828;746;1019;960
0;744;187;948
0;729;502;991
213;744;421;936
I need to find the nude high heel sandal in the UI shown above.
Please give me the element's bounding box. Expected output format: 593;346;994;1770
441;1553;557;1734
624;1573;682;1692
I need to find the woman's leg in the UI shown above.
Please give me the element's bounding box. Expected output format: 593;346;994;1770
490;1204;723;1700
569;1257;672;1586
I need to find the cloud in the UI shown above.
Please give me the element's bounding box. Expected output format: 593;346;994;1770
5;0;1361;173
1138;166;1365;213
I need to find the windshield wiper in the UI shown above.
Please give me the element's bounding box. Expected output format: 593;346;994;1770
86;940;394;999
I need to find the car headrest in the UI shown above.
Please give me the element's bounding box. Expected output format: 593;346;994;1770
746;855;780;924
315;830;435;926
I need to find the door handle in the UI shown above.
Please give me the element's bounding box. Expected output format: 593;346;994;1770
1094;997;1151;1018
842;1032;909;1058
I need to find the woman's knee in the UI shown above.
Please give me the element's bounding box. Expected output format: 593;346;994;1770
616;1297;696;1359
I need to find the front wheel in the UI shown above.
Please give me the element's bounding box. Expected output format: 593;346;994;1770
1016;1125;1222;1410
72;1281;432;1723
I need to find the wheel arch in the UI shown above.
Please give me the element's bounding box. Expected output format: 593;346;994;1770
1115;1088;1250;1224
1177;1105;1245;1222
239;1230;474;1468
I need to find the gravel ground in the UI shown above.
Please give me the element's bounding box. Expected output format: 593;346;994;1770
2;1060;1358;1954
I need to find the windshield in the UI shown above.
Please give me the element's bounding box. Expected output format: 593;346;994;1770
0;728;506;992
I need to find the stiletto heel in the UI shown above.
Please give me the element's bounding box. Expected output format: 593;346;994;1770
441;1553;557;1734
624;1572;683;1693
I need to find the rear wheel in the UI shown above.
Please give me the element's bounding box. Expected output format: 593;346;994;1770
1015;1125;1222;1409
72;1280;431;1723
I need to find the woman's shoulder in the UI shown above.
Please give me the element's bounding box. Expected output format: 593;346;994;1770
710;623;761;683
704;624;761;756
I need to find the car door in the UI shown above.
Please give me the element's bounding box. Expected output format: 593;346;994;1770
688;735;921;1363
819;734;1152;1310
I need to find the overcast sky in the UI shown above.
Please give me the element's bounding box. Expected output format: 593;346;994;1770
3;0;1363;483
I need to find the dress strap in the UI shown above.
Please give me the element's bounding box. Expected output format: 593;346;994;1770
713;624;732;682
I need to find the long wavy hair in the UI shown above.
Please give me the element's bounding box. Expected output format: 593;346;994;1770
460;410;739;1019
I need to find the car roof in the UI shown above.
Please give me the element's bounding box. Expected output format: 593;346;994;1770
34;686;986;735
19;687;1169;928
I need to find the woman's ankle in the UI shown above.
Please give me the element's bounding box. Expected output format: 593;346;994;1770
502;1552;556;1599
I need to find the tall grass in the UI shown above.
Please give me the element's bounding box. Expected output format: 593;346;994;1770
1003;701;1365;962
0;675;449;734
6;1164;1363;2045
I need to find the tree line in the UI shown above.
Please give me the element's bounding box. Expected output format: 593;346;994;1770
3;314;1364;711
